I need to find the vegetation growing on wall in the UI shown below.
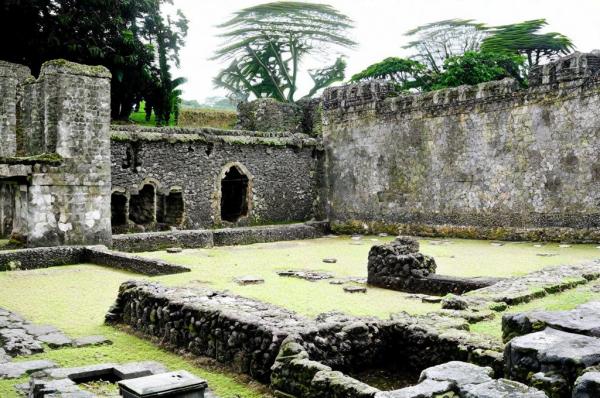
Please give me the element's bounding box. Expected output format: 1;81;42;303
352;18;573;92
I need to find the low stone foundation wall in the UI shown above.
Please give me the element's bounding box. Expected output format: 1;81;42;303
367;236;500;295
0;246;189;275
213;223;325;246
112;222;327;252
84;247;190;276
112;230;213;252
332;221;600;243
375;273;502;296
105;280;310;382
106;280;503;395
0;247;86;271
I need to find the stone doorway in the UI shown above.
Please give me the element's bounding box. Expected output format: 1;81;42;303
220;166;250;222
110;192;128;227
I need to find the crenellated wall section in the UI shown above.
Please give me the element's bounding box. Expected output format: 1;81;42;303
322;52;600;242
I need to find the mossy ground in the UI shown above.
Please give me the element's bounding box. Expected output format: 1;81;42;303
0;236;598;396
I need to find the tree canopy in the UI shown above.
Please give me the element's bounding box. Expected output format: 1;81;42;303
213;1;356;103
350;57;429;91
353;17;573;93
0;0;188;123
430;51;524;90
481;19;574;69
403;19;488;73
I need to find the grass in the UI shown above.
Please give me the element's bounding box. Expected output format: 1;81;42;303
137;237;600;318
127;101;176;127
0;236;598;396
470;282;600;340
0;266;270;398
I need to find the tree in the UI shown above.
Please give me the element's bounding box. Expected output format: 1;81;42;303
213;1;356;103
430;51;525;90
0;0;188;122
350;57;430;91
403;19;488;73
481;19;574;70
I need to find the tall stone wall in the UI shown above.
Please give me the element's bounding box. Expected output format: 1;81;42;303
322;53;600;241
0;61;30;157
110;126;323;230
0;59;112;247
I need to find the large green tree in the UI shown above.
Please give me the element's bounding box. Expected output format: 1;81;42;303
213;1;356;103
403;19;488;73
0;0;187;122
481;19;574;70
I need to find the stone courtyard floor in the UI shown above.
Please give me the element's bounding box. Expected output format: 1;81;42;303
0;236;599;397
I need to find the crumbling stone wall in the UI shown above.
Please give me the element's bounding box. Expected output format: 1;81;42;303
0;59;112;247
322;52;600;242
110;126;323;230
368;237;500;295
107;280;503;393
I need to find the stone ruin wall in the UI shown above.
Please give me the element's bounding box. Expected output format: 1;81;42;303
0;60;112;247
109;126;324;231
322;52;600;242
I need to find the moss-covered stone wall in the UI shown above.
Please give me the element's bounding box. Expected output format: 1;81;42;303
322;53;600;242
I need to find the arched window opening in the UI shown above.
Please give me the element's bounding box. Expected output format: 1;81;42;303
220;166;249;222
110;192;128;226
129;184;155;225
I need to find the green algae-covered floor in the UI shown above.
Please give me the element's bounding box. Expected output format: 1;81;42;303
140;236;600;318
0;236;598;397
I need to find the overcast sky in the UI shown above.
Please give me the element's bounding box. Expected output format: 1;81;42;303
168;0;600;102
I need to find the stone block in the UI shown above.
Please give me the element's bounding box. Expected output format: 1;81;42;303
418;361;493;388
374;379;453;398
505;328;600;388
573;371;600;398
461;379;547;397
0;359;56;379
72;335;111;348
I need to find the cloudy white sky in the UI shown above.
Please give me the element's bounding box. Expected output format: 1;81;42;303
169;0;600;102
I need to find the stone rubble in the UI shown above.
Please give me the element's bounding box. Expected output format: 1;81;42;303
0;307;111;359
277;270;334;281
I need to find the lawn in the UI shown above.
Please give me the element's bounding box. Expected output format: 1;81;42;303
0;236;598;397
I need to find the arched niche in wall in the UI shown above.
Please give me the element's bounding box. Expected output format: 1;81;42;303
129;179;159;225
110;188;128;227
215;162;254;223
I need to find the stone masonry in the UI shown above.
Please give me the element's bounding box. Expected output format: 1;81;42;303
0;59;112;247
322;52;600;242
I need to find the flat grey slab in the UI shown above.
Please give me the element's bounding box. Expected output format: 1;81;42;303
23;324;60;337
419;361;493;387
233;276;264;285
42;363;118;380
461;379;547;398
118;370;207;395
508;328;600;367
72;335;111;347
0;359;56;378
38;332;73;348
503;301;600;341
114;361;169;379
374;379;453;397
